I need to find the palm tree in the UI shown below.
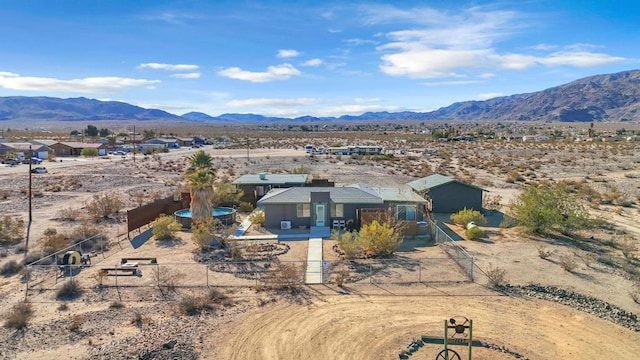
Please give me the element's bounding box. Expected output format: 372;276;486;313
185;150;215;176
184;150;216;225
187;169;214;224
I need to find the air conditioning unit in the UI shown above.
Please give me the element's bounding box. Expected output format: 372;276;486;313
280;221;292;230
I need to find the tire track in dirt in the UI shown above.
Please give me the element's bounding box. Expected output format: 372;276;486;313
214;295;640;360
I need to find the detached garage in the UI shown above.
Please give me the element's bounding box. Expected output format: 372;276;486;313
407;174;485;213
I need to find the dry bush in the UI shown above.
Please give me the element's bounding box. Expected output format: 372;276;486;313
56;207;83;222
558;253;579;272
56;279;83;300
0;216;25;245
260;259;304;291
0;260;23;277
151;215;182;241
86;192;124;220
536;246;554;260
192;219;217;250
178;295;214;316
619;236;638;260
485;263;507;288
68;314;83;332
4;302;33;330
631;287;640;304
130;312;146;328
109;301;125;310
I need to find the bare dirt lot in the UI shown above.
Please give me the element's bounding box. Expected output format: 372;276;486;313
1;132;639;360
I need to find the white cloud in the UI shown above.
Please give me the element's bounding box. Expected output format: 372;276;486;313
353;97;381;103
170;72;201;79
0;71;19;77
138;63;199;71
422;80;482;86
277;49;300;58
301;58;323;67
345;38;378;46
141;11;202;25
217;63;301;82
539;51;626;67
0;73;160;93
372;5;627;79
380;47;487;78
227;98;318;107
477;92;504;100
328;28;342;33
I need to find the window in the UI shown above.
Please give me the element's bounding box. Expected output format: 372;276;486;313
330;204;344;217
396;204;416;221
297;204;310;217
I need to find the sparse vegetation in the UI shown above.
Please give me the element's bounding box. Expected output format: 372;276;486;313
86;192;124;220
558;253;579;272
536;246;554;260
151;214;182;241
464;226;484;240
0;216;24;245
485;263;507;288
4;302;33;330
450;208;487;226
56;279;83;300
0;260;23;276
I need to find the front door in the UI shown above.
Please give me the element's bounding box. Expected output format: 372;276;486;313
315;204;325;227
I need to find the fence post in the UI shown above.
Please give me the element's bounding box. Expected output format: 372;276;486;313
205;264;209;287
369;261;373;284
419;260;422;282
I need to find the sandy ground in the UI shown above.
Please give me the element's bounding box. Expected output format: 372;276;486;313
1;139;639;359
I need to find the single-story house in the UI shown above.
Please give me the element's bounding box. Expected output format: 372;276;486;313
233;173;308;204
325;145;383;156
146;138;180;148
49;142;108;157
176;137;193;147
257;186;386;230
407;174;485;213
0;142;50;160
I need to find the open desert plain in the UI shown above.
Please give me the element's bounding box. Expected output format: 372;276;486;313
0;124;639;360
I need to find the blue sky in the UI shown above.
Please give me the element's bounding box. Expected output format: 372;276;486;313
0;0;637;118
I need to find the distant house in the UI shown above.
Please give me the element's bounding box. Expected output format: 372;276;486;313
257;186;386;230
0;142;50;159
146;138;179;148
175;137;193;147
407;174;485;213
49;142;108;157
325;145;383;156
233;173;308;204
522;135;549;141
192;136;206;145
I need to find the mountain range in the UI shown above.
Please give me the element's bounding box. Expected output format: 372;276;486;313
2;69;640;123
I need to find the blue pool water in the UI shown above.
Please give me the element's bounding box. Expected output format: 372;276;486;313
175;208;235;218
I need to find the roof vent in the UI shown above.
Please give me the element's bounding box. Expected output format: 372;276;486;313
259;173;266;180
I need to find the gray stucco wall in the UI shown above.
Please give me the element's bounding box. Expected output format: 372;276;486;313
262;202;387;229
429;183;483;213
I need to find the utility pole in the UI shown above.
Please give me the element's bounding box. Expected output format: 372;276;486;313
25;145;32;256
246;137;250;159
133;125;136;163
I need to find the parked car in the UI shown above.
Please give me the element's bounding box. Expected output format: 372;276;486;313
30;167;47;174
1;158;20;165
22;157;42;164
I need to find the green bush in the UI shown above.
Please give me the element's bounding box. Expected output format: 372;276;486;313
333;220;402;259
249;210;265;227
80;147;99;157
450;208;486;226
465;227;484;240
151;215;182;241
238;202;254;213
191;219;216;250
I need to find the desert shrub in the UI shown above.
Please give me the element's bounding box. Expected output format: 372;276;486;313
508;182;591;234
464;227;484;240
238;202;254;213
260;259;304;291
151;215;182;241
333;220;402;259
536;246;554;260
0;260;23;276
192;219;216;250
212;182;244;207
558;253;579;272
69;223;103;243
42;232;70;255
485;264;507;288
450;208;487;226
67;314;83;332
56;279;83;300
178;295;213;316
109;301;125;309
56;207;82;221
80;147;99;157
131;312;145;328
207;288;234;307
21;251;46;266
0;216;24;245
631;287;640;304
249;210;265;227
4;302;33;330
86;192;124;220
57;303;69;311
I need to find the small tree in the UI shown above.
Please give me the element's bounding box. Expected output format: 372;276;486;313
86;192;124;220
212;183;244;207
450;208;487;226
334;220;402;259
151;215;182;241
80;147;99;158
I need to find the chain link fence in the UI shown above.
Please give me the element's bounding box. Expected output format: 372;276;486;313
428;219;474;280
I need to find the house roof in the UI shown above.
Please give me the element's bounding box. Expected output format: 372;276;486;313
232;174;308;185
0;142;49;151
258;186;383;205
348;184;427;203
55;142;105;148
30;139;58;146
406;174;485;192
